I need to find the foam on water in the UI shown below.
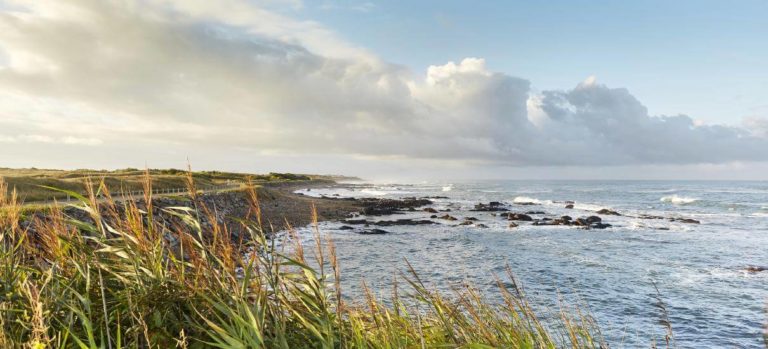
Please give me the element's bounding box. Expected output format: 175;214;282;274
288;180;768;348
660;194;700;205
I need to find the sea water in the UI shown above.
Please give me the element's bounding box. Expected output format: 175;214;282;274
291;180;768;348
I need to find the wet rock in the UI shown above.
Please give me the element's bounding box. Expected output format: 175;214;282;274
565;204;574;209
464;216;478;221
358;197;433;216
472;202;509;212
585;216;602;224
374;219;435;226
525;211;546;215
670;218;700;224
745;266;767;273
505;213;533;221
589;223;613;229
439;214;458;221
639;214;665;220
475;224;488;228
338;225;354;230
508;222;519;228
357;229;390;235
430;215;438;219
596;209;621;216
423;207;439;213
458;221;473;226
344;219;369;225
560;215;572;221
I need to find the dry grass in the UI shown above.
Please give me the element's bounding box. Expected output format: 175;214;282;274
0;174;610;348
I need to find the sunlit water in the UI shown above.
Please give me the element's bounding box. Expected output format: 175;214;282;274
288;181;768;348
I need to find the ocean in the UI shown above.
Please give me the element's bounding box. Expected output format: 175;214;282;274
289;180;768;348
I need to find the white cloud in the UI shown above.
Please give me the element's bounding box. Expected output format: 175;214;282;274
0;0;766;170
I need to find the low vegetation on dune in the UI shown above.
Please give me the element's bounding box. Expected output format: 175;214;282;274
0;167;319;203
0;173;616;348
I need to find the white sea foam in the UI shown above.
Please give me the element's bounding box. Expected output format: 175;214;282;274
660;195;699;205
513;196;542;204
360;188;389;196
442;184;453;192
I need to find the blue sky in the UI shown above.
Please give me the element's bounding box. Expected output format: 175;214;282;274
295;0;768;125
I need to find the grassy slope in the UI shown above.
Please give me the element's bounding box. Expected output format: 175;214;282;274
0;178;608;349
0;168;321;202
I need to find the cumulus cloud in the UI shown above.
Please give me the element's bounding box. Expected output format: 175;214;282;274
0;0;766;169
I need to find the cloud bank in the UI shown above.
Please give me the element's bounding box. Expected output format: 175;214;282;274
0;0;766;169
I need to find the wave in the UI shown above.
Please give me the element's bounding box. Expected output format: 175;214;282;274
512;196;540;204
442;184;453;192
660;195;699;205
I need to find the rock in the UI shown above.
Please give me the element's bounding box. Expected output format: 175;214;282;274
472;202;509;212
525;211;546;215
506;213;533;221
423;207;439;213
560;215;572;221
430;215;438;219
745;266;767;272
508;222;519;228
357;229;390;235
585;216;602;224
338;225;354;230
439;214;458;221
344;219;368;225
374;219;435;226
464;216;478;221
670;218;700;224
596;209;621;216
458;221;473;226
565;204;574;209
590;223;612;229
639;214;665;220
475;224;488;228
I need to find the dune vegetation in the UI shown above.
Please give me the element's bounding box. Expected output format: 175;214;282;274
0;172;624;348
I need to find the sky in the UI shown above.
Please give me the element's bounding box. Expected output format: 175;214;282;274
0;0;766;180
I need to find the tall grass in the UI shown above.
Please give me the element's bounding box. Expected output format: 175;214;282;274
1;174;606;348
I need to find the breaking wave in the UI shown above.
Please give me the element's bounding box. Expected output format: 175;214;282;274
660;195;699;205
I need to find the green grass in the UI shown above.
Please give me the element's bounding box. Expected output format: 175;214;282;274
0;175;618;348
0;167;318;203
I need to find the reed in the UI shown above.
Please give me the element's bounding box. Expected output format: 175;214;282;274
0;175;607;348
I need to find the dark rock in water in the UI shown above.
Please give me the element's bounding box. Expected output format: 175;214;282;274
439;214;458;221
430;215;438;219
589;223;612;229
574;218;588;226
357;229;390;235
424;196;449;199
525;211;546;215
639;214;665;220
596;209;621;216
564;200;575;204
338;225;354;230
374;219;435;226
344;218;434;226
458;220;473;226
508;222;519;228
670;218;700;224
565;204;574;209
506;213;533;221
561;215;572;221
745;266;767;272
514;202;538;206
423;207;439;213
475;224;488;228
358;197;433;216
472;202;509;212
585;216;602;224
464;216;478;221
655;227;670;231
